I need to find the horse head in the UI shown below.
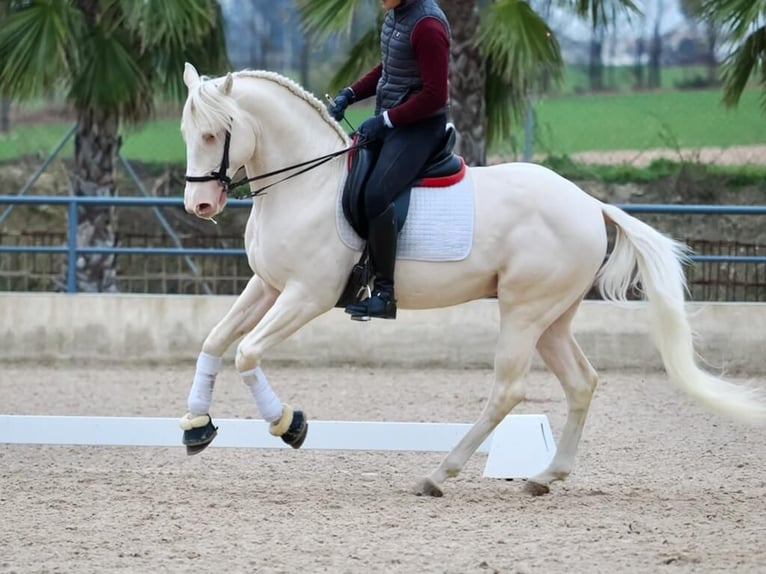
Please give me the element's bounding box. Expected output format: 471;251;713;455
181;63;256;220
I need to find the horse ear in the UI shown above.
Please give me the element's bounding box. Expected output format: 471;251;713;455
184;62;201;90
219;73;233;96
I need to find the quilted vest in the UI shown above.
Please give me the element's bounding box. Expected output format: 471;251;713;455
375;0;450;118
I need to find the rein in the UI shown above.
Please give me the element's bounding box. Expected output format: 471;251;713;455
184;130;366;199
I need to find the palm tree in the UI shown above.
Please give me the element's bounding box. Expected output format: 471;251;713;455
0;0;228;292
702;0;766;110
298;0;637;166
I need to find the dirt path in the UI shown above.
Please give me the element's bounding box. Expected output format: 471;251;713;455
489;143;766;167
2;364;765;573
570;144;766;167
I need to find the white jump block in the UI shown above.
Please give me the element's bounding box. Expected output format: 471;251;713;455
0;414;555;479
482;414;556;479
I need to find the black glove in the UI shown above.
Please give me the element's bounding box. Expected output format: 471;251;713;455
357;115;389;142
327;87;354;121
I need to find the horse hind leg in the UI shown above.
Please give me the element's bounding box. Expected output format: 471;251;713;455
525;300;598;495
414;315;537;497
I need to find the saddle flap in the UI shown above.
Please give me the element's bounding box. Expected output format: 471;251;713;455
428;124;457;166
342;138;380;238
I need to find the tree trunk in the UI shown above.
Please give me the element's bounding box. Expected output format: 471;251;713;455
61;109;121;292
648;22;662;88
439;0;486;166
705;26;718;83
588;26;605;92
633;36;645;88
648;1;664;89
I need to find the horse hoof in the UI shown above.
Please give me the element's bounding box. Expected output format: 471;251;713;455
182;418;218;456
414;477;444;497
523;480;550;496
185;441;214;456
280;409;308;449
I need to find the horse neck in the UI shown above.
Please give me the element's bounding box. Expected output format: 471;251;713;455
235;75;348;200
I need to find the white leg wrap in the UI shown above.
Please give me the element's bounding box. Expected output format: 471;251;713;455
241;367;283;423
187;352;223;416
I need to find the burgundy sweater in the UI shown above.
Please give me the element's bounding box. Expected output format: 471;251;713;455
350;17;449;127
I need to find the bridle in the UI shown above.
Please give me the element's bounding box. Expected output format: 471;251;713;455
184;129;366;199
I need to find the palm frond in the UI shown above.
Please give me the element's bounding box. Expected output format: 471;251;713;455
0;0;81;98
327;27;380;94
563;0;641;28
120;0;229;102
295;0;369;39
478;0;563;138
68;24;153;122
484;63;517;146
719;26;766;110
702;0;766;39
121;0;216;48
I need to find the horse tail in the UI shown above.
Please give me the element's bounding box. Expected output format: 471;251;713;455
596;203;766;424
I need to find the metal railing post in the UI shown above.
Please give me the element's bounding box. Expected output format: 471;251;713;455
66;199;78;293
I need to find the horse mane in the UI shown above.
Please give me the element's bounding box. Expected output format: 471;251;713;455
183;69;349;144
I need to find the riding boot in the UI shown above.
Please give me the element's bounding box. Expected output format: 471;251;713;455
345;203;398;320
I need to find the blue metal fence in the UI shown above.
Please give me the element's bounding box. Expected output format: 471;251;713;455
1;195;765;293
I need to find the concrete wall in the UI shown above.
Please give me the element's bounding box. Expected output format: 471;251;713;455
0;293;763;373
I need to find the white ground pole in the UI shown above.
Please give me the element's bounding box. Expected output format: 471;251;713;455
0;414;556;479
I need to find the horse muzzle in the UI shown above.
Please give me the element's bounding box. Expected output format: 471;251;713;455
185;184;227;219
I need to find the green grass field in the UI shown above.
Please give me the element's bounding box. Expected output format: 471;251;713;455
505;88;766;156
0;87;764;163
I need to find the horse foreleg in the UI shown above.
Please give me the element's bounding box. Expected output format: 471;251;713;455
234;281;333;448
201;275;280;357
526;306;598;495
415;320;536;497
181;275;279;454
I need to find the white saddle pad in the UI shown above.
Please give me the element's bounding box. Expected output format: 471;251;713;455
335;173;474;262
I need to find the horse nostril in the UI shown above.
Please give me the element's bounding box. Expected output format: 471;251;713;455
195;203;212;216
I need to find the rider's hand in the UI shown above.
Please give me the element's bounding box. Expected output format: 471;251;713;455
327;87;355;121
357;115;389;142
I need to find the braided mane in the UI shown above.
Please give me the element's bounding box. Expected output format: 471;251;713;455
182;69;349;145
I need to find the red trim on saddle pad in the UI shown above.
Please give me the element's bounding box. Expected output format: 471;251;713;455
416;157;466;188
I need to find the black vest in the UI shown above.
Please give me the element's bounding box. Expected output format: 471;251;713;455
375;0;450;117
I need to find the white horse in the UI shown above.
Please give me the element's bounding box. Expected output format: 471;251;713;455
178;63;764;497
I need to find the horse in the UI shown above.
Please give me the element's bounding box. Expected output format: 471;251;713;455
178;62;765;497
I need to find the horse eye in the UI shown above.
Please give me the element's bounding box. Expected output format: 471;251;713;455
202;133;216;144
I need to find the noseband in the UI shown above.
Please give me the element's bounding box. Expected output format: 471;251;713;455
184;131;233;190
183;129;367;199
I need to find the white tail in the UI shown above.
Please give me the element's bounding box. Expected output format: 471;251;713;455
597;203;766;424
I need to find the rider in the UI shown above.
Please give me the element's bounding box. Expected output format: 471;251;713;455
327;0;451;320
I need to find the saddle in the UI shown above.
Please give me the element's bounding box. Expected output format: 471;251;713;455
335;125;465;308
341;124;463;239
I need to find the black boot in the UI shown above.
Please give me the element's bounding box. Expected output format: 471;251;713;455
345;204;398;320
